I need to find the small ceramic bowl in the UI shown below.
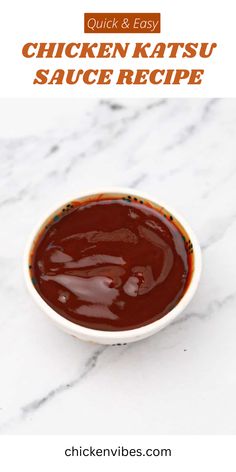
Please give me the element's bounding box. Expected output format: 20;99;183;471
24;187;202;345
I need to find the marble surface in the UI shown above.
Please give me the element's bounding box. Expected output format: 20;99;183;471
0;98;236;435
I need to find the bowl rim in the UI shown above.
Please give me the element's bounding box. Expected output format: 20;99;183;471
24;186;202;343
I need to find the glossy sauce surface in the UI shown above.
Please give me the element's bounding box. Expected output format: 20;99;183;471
32;199;191;331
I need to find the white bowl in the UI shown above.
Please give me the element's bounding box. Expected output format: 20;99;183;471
24;187;202;345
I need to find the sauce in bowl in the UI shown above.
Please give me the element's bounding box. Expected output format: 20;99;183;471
30;197;193;331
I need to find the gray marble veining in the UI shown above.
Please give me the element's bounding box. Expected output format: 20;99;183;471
0;98;236;434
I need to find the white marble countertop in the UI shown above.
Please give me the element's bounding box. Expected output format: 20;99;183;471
0;98;236;434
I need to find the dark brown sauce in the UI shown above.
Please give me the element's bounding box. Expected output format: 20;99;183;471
31;198;192;331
